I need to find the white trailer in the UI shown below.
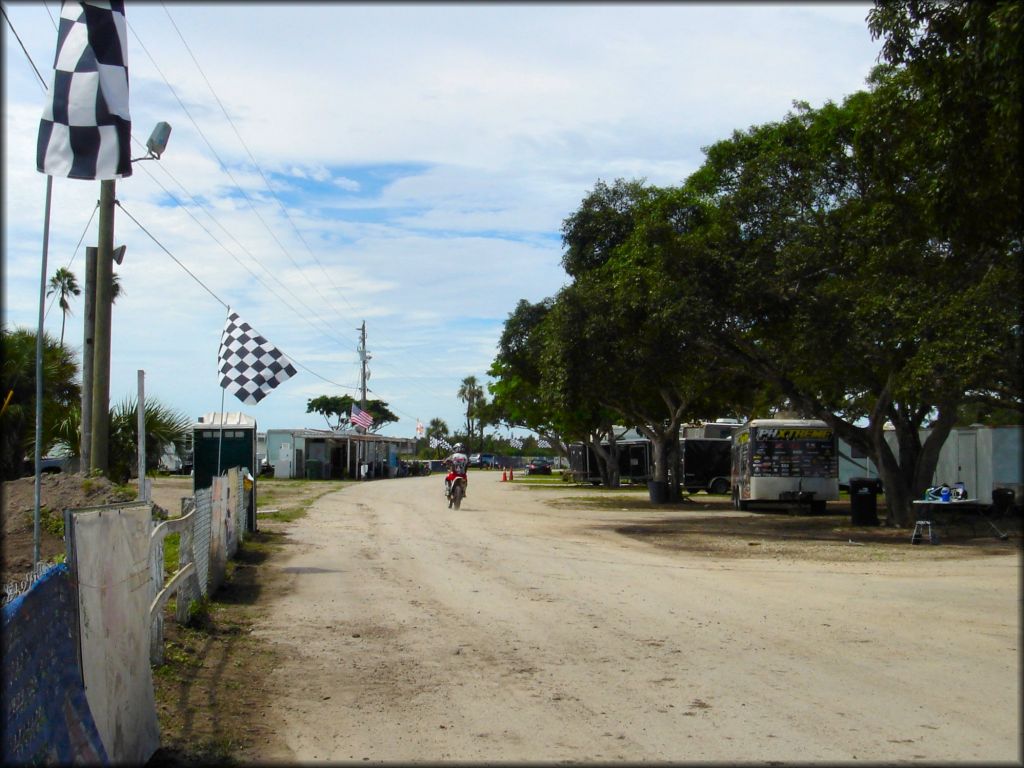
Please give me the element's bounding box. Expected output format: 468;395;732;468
836;425;1022;504
731;419;840;514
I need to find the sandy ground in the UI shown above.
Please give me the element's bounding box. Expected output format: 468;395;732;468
246;471;1021;763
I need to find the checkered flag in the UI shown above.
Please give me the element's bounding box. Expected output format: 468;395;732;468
537;438;551;448
37;1;133;180
218;311;297;404
509;437;523;449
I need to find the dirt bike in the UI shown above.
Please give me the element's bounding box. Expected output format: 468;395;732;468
446;473;467;509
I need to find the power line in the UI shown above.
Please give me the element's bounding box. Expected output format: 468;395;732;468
115;202;228;309
43;202;99;321
127;141;354;348
125;26;359;352
126;18;358;344
115;201;361;393
159;2;356;316
2;3;48;91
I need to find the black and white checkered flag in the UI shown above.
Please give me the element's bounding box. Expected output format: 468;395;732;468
37;0;132;180
218;311;297;404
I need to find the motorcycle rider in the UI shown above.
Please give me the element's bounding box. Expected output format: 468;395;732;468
443;442;470;498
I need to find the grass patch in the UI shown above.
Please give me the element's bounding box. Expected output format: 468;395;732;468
260;505;306;523
163;532;180;576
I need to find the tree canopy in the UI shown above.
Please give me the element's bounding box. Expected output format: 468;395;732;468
305;395;398;431
488;1;1021;521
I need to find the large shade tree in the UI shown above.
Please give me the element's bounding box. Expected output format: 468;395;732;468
685;71;1019;524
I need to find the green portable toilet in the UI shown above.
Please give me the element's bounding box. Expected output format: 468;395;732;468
193;412;257;531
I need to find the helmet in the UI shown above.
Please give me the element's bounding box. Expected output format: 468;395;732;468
453;442;465;453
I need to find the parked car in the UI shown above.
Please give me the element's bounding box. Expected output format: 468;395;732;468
22;455;72;476
468;453;497;468
526;457;552;475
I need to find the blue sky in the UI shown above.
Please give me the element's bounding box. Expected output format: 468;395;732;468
3;2;883;439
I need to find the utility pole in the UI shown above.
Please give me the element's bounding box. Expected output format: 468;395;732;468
90;179;115;474
357;321;370;413
80;246;96;472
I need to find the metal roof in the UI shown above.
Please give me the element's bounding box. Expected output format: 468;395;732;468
194;412;256;427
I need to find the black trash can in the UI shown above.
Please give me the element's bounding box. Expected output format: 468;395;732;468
849;477;881;526
991;487;1015;516
647;480;669;504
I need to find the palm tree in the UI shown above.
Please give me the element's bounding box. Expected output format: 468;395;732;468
0;326;81;479
111;271;124;303
457;376;483;440
426;418;449;458
46;267;81;346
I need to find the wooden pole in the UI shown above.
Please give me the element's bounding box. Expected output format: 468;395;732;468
90;179;115;474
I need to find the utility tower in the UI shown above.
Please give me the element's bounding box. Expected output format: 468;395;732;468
357;321;371;415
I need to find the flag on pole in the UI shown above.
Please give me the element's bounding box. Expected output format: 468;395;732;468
37;0;133;180
351;404;374;430
218;311;297;404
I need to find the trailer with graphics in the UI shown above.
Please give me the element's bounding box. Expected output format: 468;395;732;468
731;419;839;514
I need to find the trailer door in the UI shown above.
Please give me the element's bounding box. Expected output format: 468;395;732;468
955;430;978;494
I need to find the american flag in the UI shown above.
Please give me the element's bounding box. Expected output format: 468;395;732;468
351;404;374;430
218;311;297;404
37;0;133;180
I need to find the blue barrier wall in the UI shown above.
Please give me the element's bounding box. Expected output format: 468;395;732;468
2;563;108;765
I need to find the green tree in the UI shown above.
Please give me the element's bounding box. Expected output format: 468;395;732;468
425;417;449;457
305;394;398;431
687;79;1020;524
554;185;762;499
561;178;657;277
46;267;81;347
0;326;80;479
306;395;350;429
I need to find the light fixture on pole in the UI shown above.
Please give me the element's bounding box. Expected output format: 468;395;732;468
88;123;171;477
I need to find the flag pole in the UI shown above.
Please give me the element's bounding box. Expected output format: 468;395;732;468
33;175;54;565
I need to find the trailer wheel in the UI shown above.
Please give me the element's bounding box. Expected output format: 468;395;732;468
709;477;729;495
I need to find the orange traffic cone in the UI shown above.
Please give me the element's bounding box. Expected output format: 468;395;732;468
501;468;507;482
509;467;514;481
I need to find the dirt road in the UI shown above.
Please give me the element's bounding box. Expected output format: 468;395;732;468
251;471;1020;763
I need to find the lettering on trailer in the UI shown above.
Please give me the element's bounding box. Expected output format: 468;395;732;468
757;428;832;440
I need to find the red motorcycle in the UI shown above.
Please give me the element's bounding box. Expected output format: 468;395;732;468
446;472;467;509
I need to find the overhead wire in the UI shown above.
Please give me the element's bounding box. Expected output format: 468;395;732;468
126;17;360;351
159;2;356;317
2;2;47;91
155;2;427;377
115;201;360;393
6;2;367;402
43;202;99;320
127;138;357;351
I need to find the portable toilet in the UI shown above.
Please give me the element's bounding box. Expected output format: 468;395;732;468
193;412;257;531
